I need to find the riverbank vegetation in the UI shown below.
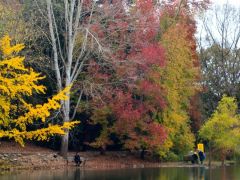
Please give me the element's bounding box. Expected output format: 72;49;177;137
0;0;240;166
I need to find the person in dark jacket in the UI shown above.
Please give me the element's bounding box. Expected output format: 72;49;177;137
74;152;82;166
191;148;199;164
198;150;205;164
191;153;199;164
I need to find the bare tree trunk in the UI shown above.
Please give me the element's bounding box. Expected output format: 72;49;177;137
221;149;225;166
60;68;71;157
46;0;62;91
60;98;70;157
60;128;69;157
208;145;212;167
140;148;146;160
44;0;102;158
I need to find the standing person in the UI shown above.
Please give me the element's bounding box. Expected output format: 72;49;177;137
74;152;82;166
198;150;205;164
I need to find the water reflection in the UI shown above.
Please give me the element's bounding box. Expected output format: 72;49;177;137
1;166;240;180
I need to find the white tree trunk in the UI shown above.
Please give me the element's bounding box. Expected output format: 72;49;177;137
60;99;70;157
60;66;71;157
45;0;100;158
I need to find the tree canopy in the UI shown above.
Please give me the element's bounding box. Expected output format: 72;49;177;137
199;95;240;163
0;0;218;160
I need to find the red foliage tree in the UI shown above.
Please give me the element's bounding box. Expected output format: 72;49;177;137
85;0;167;155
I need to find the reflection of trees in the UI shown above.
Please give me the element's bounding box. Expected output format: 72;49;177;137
74;168;81;180
189;167;206;180
155;167;199;180
9;167;240;180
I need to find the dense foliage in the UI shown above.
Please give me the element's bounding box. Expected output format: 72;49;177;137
0;36;78;146
3;0;232;161
199;96;240;164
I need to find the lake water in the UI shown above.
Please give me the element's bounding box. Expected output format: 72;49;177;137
1;166;240;180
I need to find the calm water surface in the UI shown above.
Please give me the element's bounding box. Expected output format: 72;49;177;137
1;166;240;180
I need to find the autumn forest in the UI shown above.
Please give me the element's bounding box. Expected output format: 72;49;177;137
1;0;240;165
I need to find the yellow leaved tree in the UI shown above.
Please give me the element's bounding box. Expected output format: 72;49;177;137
0;36;78;146
199;95;240;165
157;14;200;159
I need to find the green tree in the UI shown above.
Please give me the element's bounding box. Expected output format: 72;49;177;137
199;96;240;165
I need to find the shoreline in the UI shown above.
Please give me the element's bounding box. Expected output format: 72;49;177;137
0;142;236;173
0;151;234;173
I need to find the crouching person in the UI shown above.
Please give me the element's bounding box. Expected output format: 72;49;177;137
191;149;199;164
74;152;82;166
